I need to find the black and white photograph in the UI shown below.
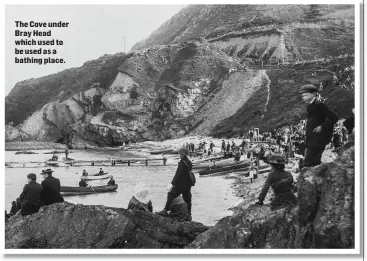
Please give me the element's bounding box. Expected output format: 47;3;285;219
3;2;361;255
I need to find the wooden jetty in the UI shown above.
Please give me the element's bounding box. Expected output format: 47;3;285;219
5;157;167;168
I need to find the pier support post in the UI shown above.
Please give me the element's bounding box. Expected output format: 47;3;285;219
128;161;130;166
146;160;148;166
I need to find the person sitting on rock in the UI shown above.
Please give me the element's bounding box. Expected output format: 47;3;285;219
82;170;89;176
127;184;153;212
256;154;297;210
17;173;43;216
40;169;64;206
79;177;88;187
166;194;191;221
107;175;116;186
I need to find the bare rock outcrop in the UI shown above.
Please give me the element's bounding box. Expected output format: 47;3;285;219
5;202;209;249
188;142;354;249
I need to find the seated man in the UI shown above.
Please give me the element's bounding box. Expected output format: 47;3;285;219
82;170;89;176
98;168;104;175
51;154;58;161
167;195;191;221
18;173;43;216
127;184;153;212
79;178;88;187
107;175;116;186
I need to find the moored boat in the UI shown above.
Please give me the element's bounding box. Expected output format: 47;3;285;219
82;174;110;180
199;161;252;176
150;149;173;155
60;184;118;196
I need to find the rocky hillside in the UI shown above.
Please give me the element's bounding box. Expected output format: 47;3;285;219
5;5;355;146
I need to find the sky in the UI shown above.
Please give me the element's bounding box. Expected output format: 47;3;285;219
5;5;186;95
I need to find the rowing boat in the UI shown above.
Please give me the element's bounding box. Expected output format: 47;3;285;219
199;161;252;176
60;184;118;196
81;174;110;180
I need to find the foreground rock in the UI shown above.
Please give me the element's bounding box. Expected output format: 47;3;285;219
5;203;209;249
188;142;354;248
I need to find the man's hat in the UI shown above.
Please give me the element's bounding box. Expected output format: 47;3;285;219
299;84;318;94
41;169;54;175
267;154;286;165
27;173;37;180
177;147;189;156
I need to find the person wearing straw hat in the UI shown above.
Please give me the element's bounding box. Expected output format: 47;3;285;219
17;173;43;216
299;84;338;167
40;169;64;206
128;184;153;212
256;154;296;210
156;146;193;219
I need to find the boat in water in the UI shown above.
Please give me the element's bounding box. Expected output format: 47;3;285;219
60;184;118;196
82;174;110;180
199;160;252;176
150;149;173;155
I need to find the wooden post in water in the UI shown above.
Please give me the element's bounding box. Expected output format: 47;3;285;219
146;160;148;166
128;161;130;166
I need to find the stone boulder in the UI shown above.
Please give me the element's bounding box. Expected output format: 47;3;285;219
188;142;355;249
5;202;209;249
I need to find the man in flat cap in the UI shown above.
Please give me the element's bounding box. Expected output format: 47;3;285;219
40;169;64;205
299;84;338;167
156;147;193;220
17;173;43;216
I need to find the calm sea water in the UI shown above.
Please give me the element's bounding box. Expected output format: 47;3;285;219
5;149;241;226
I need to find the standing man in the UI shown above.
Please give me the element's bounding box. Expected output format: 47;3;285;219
17;173;43;216
156;147;193;220
221;140;226;152
65;147;69;160
209;141;215;153
40;169;64;206
299;84;338;167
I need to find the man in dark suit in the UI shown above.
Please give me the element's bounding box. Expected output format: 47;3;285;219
299;84;338;167
40;169;64;205
156;147;193;220
18;173;43;216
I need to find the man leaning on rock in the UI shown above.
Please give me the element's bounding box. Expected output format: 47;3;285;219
299;84;338;167
156;147;193;220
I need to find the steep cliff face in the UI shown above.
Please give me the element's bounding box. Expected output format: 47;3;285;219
5;5;355;145
7;41;245;145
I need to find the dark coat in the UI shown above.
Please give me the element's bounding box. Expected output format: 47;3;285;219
258;168;295;203
171;157;192;191
108;179;116;186
79;180;87;187
306;100;338;148
41;176;64;205
19;181;43;207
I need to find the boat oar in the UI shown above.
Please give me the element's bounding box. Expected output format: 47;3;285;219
88;184;97;194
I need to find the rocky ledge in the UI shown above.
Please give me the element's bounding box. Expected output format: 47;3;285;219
5;142;354;249
5;203;209;249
